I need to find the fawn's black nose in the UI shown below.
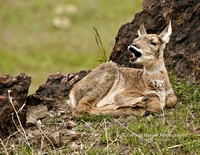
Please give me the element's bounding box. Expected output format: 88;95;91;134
128;45;135;53
128;44;138;53
128;44;142;58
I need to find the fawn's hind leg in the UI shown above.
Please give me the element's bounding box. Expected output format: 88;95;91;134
72;96;97;117
71;62;119;116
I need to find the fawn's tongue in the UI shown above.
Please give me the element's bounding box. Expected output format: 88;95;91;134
130;57;136;61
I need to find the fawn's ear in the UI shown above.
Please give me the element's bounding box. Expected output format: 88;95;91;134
138;23;147;36
159;20;172;44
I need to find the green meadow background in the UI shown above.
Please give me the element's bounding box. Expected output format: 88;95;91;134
0;0;142;93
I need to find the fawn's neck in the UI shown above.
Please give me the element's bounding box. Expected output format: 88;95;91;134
144;59;165;77
143;60;167;109
143;59;167;89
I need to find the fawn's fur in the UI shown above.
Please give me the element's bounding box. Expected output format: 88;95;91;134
68;21;177;117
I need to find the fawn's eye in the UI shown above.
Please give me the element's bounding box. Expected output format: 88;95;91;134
150;42;157;46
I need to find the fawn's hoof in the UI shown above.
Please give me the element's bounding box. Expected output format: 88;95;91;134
142;97;149;103
143;111;150;117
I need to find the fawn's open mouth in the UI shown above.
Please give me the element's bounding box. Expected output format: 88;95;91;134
128;46;142;62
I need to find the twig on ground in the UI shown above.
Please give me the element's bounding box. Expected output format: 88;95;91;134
3;131;20;147
168;125;176;135
107;137;119;148
81;119;96;132
8;90;32;152
39;136;44;155
82;119;105;153
161;108;166;125
17;102;26;113
186;107;195;119
11;114;23;135
167;140;197;150
81;118;105;135
85;135;101;153
0;138;9;155
138;147;144;155
107;128;120;148
36;120;45;155
155;142;162;154
104;119;109;154
36;120;56;152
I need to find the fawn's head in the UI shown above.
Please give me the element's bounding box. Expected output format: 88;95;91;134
128;21;172;66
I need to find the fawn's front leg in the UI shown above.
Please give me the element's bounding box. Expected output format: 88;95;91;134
72;96;97;117
165;94;177;108
72;98;147;117
87;105;147;117
114;91;162;113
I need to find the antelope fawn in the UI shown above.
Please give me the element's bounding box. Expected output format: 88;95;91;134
68;21;177;117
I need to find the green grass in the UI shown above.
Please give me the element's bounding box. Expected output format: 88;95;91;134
93;27;108;63
0;0;142;93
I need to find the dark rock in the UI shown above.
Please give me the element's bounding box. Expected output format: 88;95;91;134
110;0;200;84
26;71;90;109
0;73;31;136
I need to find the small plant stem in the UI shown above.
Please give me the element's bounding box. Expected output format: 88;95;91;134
37;121;56;152
3;131;20;147
0;138;9;155
138;147;144;155
104;119;109;154
168;125;176;135
93;27;107;63
39;136;44;155
186;107;195;119
85;135;101;153
8;90;33;153
81;119;96;132
11;114;23;136
155;142;162;154
83;119;105;153
167;140;197;150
